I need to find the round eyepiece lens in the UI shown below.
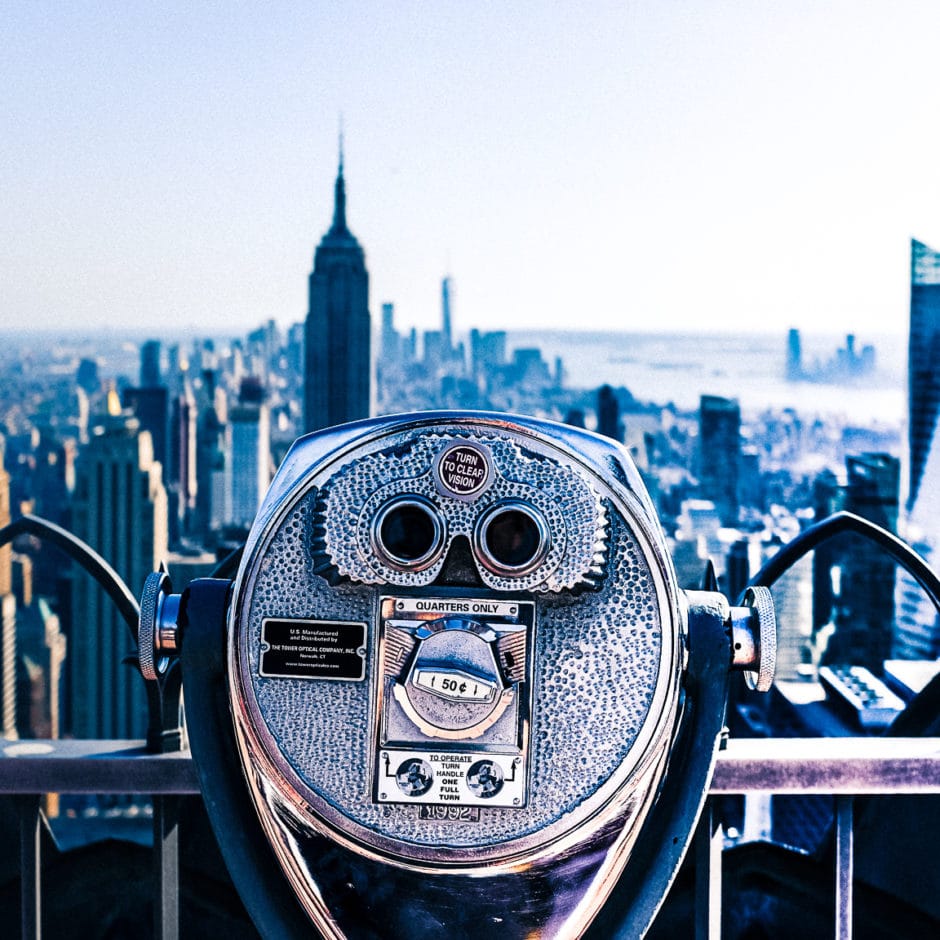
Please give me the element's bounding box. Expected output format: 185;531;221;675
483;509;543;569
379;503;438;563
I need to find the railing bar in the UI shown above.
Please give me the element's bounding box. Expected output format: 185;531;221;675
18;795;41;940
711;737;940;794
835;796;853;940
694;797;722;940
154;795;180;940
3;738;940;796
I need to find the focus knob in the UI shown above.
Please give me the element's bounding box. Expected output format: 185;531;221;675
741;586;776;692
138;570;181;681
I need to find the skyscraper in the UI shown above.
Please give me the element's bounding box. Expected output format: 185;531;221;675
441;276;453;354
895;238;940;657
597;385;624;443
906;239;940;520
168;380;198;538
0;438;17;738
767;547;814;681
0;437;11;599
229;378;270;529
698;395;741;527
194;374;230;538
140;340;162;388
812;469;841;632
304;144;371;434
70;409;167;739
786;328;802;381
121;385;169;479
380;303;400;361
825;453;899;672
470;330;506;380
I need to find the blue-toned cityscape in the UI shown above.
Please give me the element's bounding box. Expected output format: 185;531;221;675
1;157;939;935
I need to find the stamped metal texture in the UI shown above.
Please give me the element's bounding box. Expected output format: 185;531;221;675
314;432;608;592
225;412;686;935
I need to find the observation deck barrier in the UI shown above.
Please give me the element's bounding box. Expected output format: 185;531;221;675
1;736;938;939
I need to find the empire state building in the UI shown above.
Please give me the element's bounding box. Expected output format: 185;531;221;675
304;147;371;434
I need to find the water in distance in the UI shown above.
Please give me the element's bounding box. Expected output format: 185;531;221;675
507;330;904;423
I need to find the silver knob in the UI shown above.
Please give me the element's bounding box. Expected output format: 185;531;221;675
730;586;776;692
138;570;182;681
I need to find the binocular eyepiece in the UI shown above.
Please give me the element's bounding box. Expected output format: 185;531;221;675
139;411;775;938
371;493;552;578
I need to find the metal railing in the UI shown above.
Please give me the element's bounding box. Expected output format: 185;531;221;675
704;736;940;940
1;736;939;939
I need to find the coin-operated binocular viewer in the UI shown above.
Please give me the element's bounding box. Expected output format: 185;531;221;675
139;412;775;938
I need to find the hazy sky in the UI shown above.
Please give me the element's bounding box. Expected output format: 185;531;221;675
4;1;940;338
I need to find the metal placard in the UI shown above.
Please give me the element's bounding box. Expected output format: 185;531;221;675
260;618;366;680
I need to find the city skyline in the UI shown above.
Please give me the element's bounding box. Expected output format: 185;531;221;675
1;25;939;920
5;3;940;337
0;216;934;936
